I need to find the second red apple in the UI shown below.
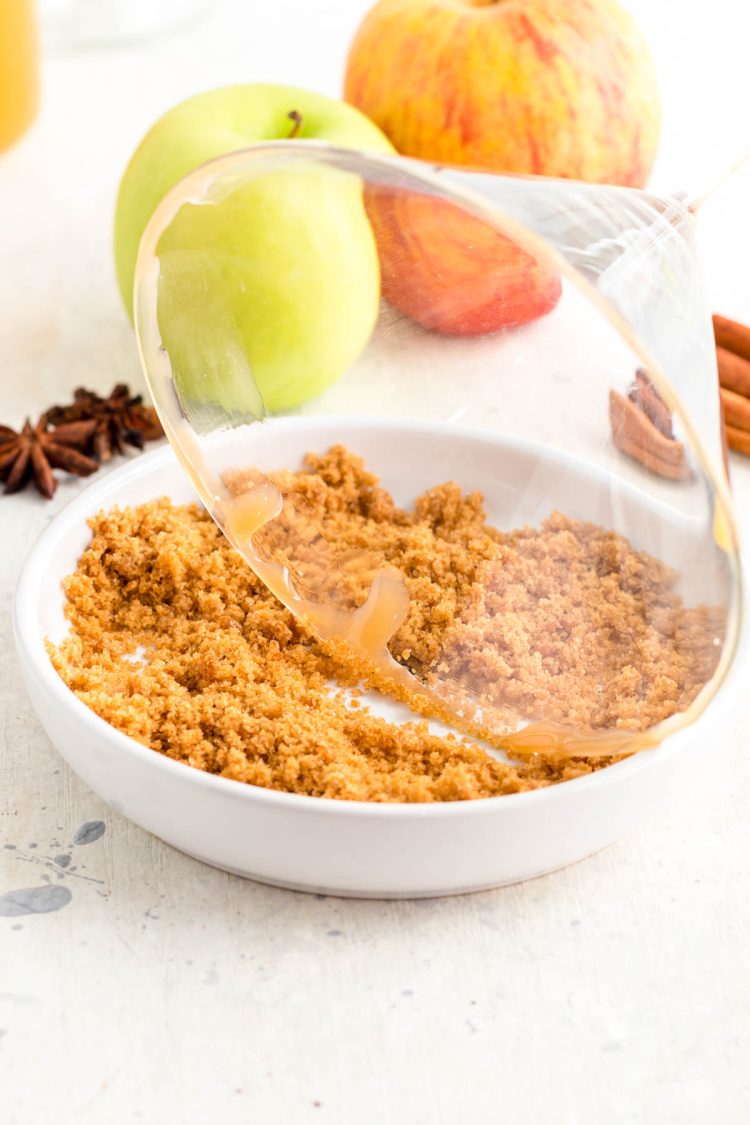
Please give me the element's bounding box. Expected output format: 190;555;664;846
366;186;562;337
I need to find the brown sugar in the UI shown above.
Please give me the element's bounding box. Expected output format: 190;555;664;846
49;445;724;802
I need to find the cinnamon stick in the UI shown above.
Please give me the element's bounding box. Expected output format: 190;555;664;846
725;424;750;455
714;314;750;363
609;390;689;480
713;313;750;458
716;345;750;399
720;386;750;432
628;369;673;437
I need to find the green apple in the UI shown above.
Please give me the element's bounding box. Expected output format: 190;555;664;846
114;84;394;414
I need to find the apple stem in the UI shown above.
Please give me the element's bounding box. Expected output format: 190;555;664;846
287;110;303;139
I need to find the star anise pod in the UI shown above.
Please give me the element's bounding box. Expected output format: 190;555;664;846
45;384;163;462
0;417;99;499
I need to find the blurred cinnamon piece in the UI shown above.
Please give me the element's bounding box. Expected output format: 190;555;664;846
725;424;750;455
716;345;750;399
714;314;750;363
609;388;688;481
627;368;674;437
714;314;750;455
720;386;750;431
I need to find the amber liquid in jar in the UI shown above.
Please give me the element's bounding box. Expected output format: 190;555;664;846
0;0;39;153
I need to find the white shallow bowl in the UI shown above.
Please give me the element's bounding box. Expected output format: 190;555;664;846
13;419;744;898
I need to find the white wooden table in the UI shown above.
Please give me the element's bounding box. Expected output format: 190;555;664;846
2;3;749;1121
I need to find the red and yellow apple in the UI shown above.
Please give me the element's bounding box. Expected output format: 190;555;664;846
366;185;561;335
344;0;660;188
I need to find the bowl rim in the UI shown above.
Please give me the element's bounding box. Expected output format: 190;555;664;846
13;439;744;820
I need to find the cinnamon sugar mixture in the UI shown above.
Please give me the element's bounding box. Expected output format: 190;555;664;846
50;446;723;802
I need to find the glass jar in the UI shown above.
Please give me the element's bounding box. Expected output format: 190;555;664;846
0;0;39;153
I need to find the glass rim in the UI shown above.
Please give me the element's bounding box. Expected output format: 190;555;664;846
132;138;744;735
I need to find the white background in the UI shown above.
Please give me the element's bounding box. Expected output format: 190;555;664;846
1;2;749;1122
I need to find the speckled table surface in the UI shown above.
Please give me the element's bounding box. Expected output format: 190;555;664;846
2;2;750;1123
